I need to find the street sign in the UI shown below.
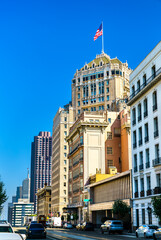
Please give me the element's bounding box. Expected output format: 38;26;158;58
83;199;91;202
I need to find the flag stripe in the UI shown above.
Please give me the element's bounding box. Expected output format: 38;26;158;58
94;24;103;41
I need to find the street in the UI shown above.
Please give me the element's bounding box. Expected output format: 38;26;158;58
46;228;136;240
14;227;137;240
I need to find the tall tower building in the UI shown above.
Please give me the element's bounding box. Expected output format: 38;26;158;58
72;52;131;119
22;170;30;199
16;186;22;202
30;131;52;211
51;103;74;218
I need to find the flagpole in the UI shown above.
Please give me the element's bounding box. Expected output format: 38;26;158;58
102;21;104;53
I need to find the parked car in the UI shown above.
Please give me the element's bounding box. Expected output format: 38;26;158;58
101;220;123;234
76;223;82;231
0;222;26;240
26;223;46;239
136;225;158;238
46;221;52;228
153;227;161;239
81;222;94;231
63;223;73;229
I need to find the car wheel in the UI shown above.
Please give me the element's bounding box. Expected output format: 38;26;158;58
153;234;157;240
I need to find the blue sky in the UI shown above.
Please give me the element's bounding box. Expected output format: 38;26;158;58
0;0;161;218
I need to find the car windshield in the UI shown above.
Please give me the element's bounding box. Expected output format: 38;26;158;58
149;226;158;230
30;224;44;229
0;226;13;232
112;222;122;225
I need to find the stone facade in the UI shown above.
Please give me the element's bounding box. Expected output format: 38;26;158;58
128;41;161;229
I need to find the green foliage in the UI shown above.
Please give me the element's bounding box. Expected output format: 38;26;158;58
73;213;78;220
112;200;130;219
151;196;161;221
0;180;8;214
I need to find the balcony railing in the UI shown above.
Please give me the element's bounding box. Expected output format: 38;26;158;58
153;103;158;112
153;157;161;167
73;174;79;180
153;187;161;194
134;166;138;173
145;136;149;143
79;172;83;177
133;142;137;149
68;142;83;157
129;67;161;101
134;192;138;198
139;164;144;171
139;139;143;146
154;130;159;138
132;119;136;126
140;190;145;197
73;189;79;194
73;160;79;167
146;161;150;168
144;111;148;118
147;189;152;196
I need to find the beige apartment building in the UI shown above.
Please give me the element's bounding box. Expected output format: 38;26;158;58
72;52;131;120
66;111;108;221
36;185;51;219
66;109;131;221
51;103;74;218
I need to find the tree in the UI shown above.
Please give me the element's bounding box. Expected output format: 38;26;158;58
112;200;130;219
0;180;8;215
151;196;161;222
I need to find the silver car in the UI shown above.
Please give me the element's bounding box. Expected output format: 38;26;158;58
136;225;158;238
101;220;123;234
153;227;161;239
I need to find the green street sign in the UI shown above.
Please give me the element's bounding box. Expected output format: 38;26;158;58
83;199;91;202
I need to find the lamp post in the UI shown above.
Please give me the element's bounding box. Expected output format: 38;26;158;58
147;206;152;224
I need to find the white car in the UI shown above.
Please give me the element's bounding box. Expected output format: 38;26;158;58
136;224;158;238
0;223;26;240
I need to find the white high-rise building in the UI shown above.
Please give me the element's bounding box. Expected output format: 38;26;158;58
128;41;161;229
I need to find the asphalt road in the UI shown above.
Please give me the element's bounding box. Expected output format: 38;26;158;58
46;228;137;240
14;227;137;240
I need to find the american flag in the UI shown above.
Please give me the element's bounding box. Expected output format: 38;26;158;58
94;23;103;41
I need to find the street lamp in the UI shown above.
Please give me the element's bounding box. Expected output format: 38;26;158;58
147;206;152;224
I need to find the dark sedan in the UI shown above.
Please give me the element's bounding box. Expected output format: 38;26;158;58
26;223;46;239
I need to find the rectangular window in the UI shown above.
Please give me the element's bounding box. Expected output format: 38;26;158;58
145;148;150;168
64;182;66;187
114;128;121;137
64;117;67;122
138;127;142;146
64;153;67;157
64;160;66;165
153;91;157;111
64;124;67;129
78;93;80;99
142;209;145;224
64;131;67;136
107;147;112;154
64;145;67;150
107;87;109;93
147;176;151;190
144;123;149;143
107;159;113;167
64;167;66;172
64;175;66;180
78;101;80;107
154;117;159;138
138;104;142;122
107;132;112;140
156;173;161;187
133;131;137;148
107;95;109;101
